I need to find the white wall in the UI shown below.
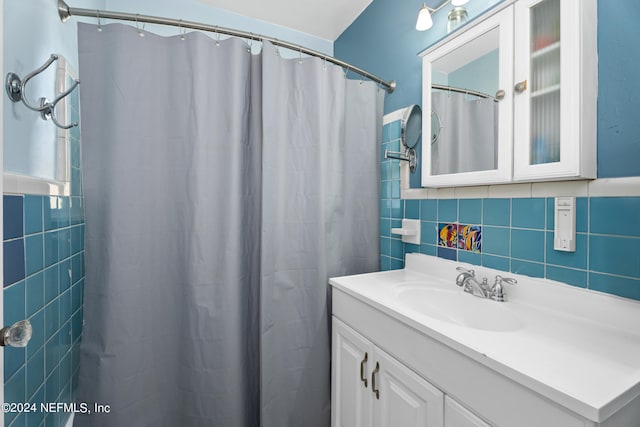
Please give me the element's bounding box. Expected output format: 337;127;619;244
3;0;333;180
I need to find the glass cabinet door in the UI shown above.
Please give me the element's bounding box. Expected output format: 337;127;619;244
529;0;560;165
513;0;597;181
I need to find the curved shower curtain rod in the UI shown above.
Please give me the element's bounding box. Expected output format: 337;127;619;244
57;0;396;93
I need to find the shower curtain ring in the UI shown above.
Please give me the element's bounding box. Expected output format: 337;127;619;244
214;26;220;46
247;33;253;53
96;9;102;32
136;14;145;37
298;47;302;64
179;19;186;40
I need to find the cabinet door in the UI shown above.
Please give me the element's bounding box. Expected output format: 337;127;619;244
444;397;491;427
373;348;444;427
332;318;373;427
421;6;514;187
513;0;597;181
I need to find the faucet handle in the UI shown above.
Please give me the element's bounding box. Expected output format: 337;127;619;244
494;275;517;286
491;275;517;302
456;267;475;276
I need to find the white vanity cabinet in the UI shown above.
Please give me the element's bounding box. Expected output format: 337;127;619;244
333;317;487;427
512;0;597;181
444;397;491;427
420;0;597;187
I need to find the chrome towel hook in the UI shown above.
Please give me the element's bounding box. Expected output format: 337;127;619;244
5;54;80;129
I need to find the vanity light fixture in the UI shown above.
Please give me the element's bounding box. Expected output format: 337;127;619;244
416;0;471;32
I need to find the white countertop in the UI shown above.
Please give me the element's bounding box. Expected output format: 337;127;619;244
329;254;640;422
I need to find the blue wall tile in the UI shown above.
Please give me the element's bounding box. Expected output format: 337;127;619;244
589;235;640;278
589;273;640;300
482;254;509;272
27;310;44;360
26;347;45;399
390;238;404;259
511;260;544;278
459;199;482;225
380;237;390;256
437;199;457;223
420;199;437;221
511;229;544;263
590;197;640;236
26;272;44;318
420;244;436;256
380;199;391;219
390;199;403;218
4;281;25;325
389;258;404;270
5;366;26;422
547;266;587;288
421;221;437;245
23;196;43;235
4;195;24;240
5;347;25;381
24;234;44;277
511;198;545;230
44;231;59;268
482;226;510;257
458;250;481;266
405;200;420;219
483;199;510;226
437;247;457;261
380;218;391;237
4;239;25;287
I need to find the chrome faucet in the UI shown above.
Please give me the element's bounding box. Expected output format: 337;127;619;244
455;267;517;302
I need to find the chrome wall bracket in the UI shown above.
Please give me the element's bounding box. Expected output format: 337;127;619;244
5;54;80;129
385;148;417;173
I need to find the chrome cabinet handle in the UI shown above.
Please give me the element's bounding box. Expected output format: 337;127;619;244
360;352;368;388
515;80;528;93
495;89;506;100
0;320;33;347
371;362;380;400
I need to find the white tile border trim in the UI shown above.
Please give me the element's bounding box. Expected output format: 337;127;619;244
3;172;69;196
401;177;640;199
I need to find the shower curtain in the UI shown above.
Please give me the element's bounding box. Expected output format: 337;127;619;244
431;91;497;175
76;23;382;427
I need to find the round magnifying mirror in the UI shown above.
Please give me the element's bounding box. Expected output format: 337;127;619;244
401;104;422;149
431;111;442;145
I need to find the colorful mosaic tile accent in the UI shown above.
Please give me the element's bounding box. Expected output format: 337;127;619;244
438;223;482;252
438;223;458;248
458;224;482;253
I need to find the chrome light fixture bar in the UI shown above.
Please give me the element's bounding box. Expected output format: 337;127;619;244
416;0;469;31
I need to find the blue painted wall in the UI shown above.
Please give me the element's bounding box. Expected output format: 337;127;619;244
336;0;640;178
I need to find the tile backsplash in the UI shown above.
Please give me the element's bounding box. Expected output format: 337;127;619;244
381;119;640;301
3;194;84;427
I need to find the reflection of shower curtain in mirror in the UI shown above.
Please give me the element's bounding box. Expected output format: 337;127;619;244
431;91;498;175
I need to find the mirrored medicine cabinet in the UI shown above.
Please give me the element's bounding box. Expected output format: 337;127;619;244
419;0;597;188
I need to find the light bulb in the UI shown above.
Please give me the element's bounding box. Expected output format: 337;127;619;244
451;0;469;6
416;4;433;31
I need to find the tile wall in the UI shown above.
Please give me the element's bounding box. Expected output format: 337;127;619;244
380;120;640;301
3;194;85;427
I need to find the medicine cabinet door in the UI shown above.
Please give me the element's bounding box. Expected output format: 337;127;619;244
421;6;514;188
513;0;597;181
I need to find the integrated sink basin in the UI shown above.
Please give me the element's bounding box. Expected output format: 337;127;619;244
394;282;523;332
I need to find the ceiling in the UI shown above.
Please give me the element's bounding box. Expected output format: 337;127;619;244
197;0;374;41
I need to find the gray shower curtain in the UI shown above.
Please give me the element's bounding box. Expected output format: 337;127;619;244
431;91;497;175
76;23;382;427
